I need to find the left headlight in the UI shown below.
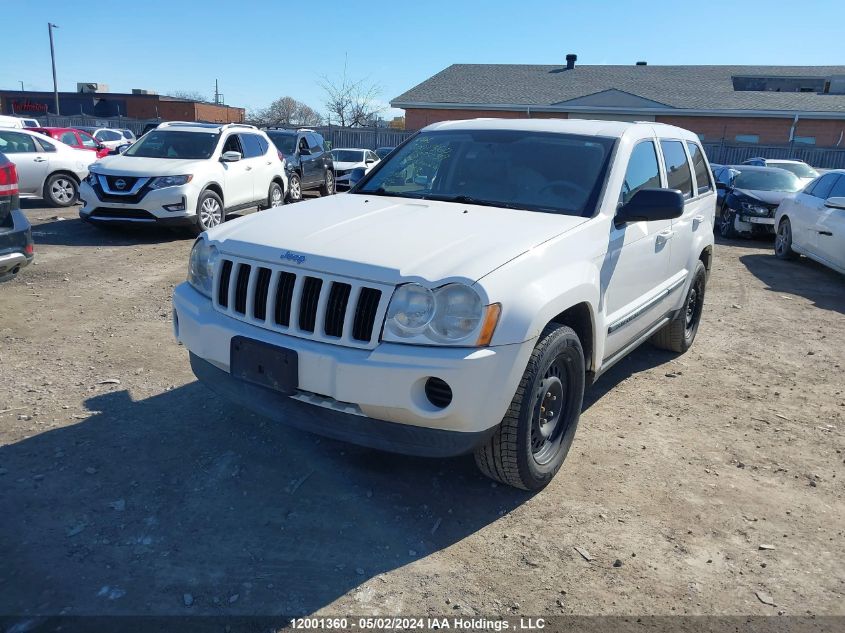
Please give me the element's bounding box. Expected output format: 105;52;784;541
385;282;494;345
150;175;193;190
740;201;769;216
187;238;219;298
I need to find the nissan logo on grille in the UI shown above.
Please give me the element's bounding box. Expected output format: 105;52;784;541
114;179;127;190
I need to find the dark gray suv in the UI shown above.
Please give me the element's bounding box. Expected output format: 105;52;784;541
265;129;335;202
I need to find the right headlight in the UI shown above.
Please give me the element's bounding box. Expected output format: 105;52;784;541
187;238;219;298
385;282;498;346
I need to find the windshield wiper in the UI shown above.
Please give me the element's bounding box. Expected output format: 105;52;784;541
423;194;527;211
358;187;424;199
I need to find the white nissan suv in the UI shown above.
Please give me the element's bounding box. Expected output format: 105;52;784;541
80;122;287;235
173;119;715;490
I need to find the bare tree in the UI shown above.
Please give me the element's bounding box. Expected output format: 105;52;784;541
168;90;209;102
249;96;323;128
320;58;384;127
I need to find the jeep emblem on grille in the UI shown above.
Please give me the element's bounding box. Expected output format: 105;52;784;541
114;178;127;190
282;251;306;264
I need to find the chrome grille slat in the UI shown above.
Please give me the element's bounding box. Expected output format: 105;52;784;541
214;255;393;349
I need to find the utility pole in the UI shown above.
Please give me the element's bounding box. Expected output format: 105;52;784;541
48;23;60;115
214;79;219;105
19;81;24;91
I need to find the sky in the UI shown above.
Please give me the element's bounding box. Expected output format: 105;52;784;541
3;0;844;121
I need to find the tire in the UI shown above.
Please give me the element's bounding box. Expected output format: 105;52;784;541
287;173;302;202
474;324;585;491
774;217;798;260
44;173;79;207
650;260;706;354
319;170;335;196
719;208;737;239
266;181;284;209
191;189;225;236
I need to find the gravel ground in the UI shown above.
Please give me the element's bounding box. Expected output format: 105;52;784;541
0;201;843;619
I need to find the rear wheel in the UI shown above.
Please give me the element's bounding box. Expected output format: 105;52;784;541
44;174;78;207
474;324;585;491
774;217;798;260
651;260;706;354
319;170;335;196
267;181;284;209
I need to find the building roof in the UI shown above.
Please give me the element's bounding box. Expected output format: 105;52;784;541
392;65;845;115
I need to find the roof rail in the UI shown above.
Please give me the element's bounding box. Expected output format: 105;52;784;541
222;123;257;130
156;121;257;130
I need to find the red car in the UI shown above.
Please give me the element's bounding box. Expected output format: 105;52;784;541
29;127;110;159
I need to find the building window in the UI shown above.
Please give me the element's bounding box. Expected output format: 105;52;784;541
794;136;816;145
735;134;759;144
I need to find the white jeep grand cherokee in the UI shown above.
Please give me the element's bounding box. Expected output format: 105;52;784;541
172;119;715;490
80;122;287;235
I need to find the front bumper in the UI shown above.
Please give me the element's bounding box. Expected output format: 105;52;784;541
172;282;531;452
79;180;201;226
0;209;34;281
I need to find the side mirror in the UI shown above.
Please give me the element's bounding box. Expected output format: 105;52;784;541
299;146;311;156
824;196;845;210
715;181;728;191
615;188;684;226
221;151;242;162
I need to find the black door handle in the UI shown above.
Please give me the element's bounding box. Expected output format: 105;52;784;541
818;230;833;236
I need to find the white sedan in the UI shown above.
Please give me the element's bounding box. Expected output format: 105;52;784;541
331;148;379;189
0;128;96;206
775;169;845;274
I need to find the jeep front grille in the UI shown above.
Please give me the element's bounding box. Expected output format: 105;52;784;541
214;256;392;349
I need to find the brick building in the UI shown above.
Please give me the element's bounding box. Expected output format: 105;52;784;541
391;58;845;148
0;90;244;124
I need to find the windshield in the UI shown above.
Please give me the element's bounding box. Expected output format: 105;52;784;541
266;133;297;156
734;169;803;192
123;130;219;159
769;162;818;179
354;130;616;217
332;150;365;163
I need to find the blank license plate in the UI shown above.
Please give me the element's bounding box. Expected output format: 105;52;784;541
230;337;298;394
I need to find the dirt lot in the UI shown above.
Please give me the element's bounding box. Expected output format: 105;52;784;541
1;201;843;619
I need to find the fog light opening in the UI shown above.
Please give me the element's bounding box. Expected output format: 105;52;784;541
424;377;453;409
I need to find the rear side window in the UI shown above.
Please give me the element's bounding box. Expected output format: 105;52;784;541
686;142;711;195
0;131;37;153
239;133;265;158
620;141;660;205
660;140;693;199
97;130;122;142
122;131;134;139
828;175;845;199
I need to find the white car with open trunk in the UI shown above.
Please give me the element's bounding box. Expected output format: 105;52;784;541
173;118;715;490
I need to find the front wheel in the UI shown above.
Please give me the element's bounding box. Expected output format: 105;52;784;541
44;174;79;207
319;170;335;196
774;217;798;260
719;209;737;239
287;173;302;202
651;260;706;354
474;324;585;491
191;190;225;236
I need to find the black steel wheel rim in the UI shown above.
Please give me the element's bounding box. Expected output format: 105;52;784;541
530;356;570;465
685;276;704;335
720;211;733;236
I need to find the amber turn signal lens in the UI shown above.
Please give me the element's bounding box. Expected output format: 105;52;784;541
476;303;502;346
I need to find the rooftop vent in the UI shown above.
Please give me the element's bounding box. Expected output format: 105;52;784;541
565;54;577;70
636;61;647;66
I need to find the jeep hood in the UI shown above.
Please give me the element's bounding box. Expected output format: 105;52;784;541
209;194;587;284
91;155;201;176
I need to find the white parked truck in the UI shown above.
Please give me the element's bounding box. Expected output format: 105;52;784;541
173;118;716;490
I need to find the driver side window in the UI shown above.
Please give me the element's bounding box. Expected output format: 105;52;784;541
620;141;660;205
